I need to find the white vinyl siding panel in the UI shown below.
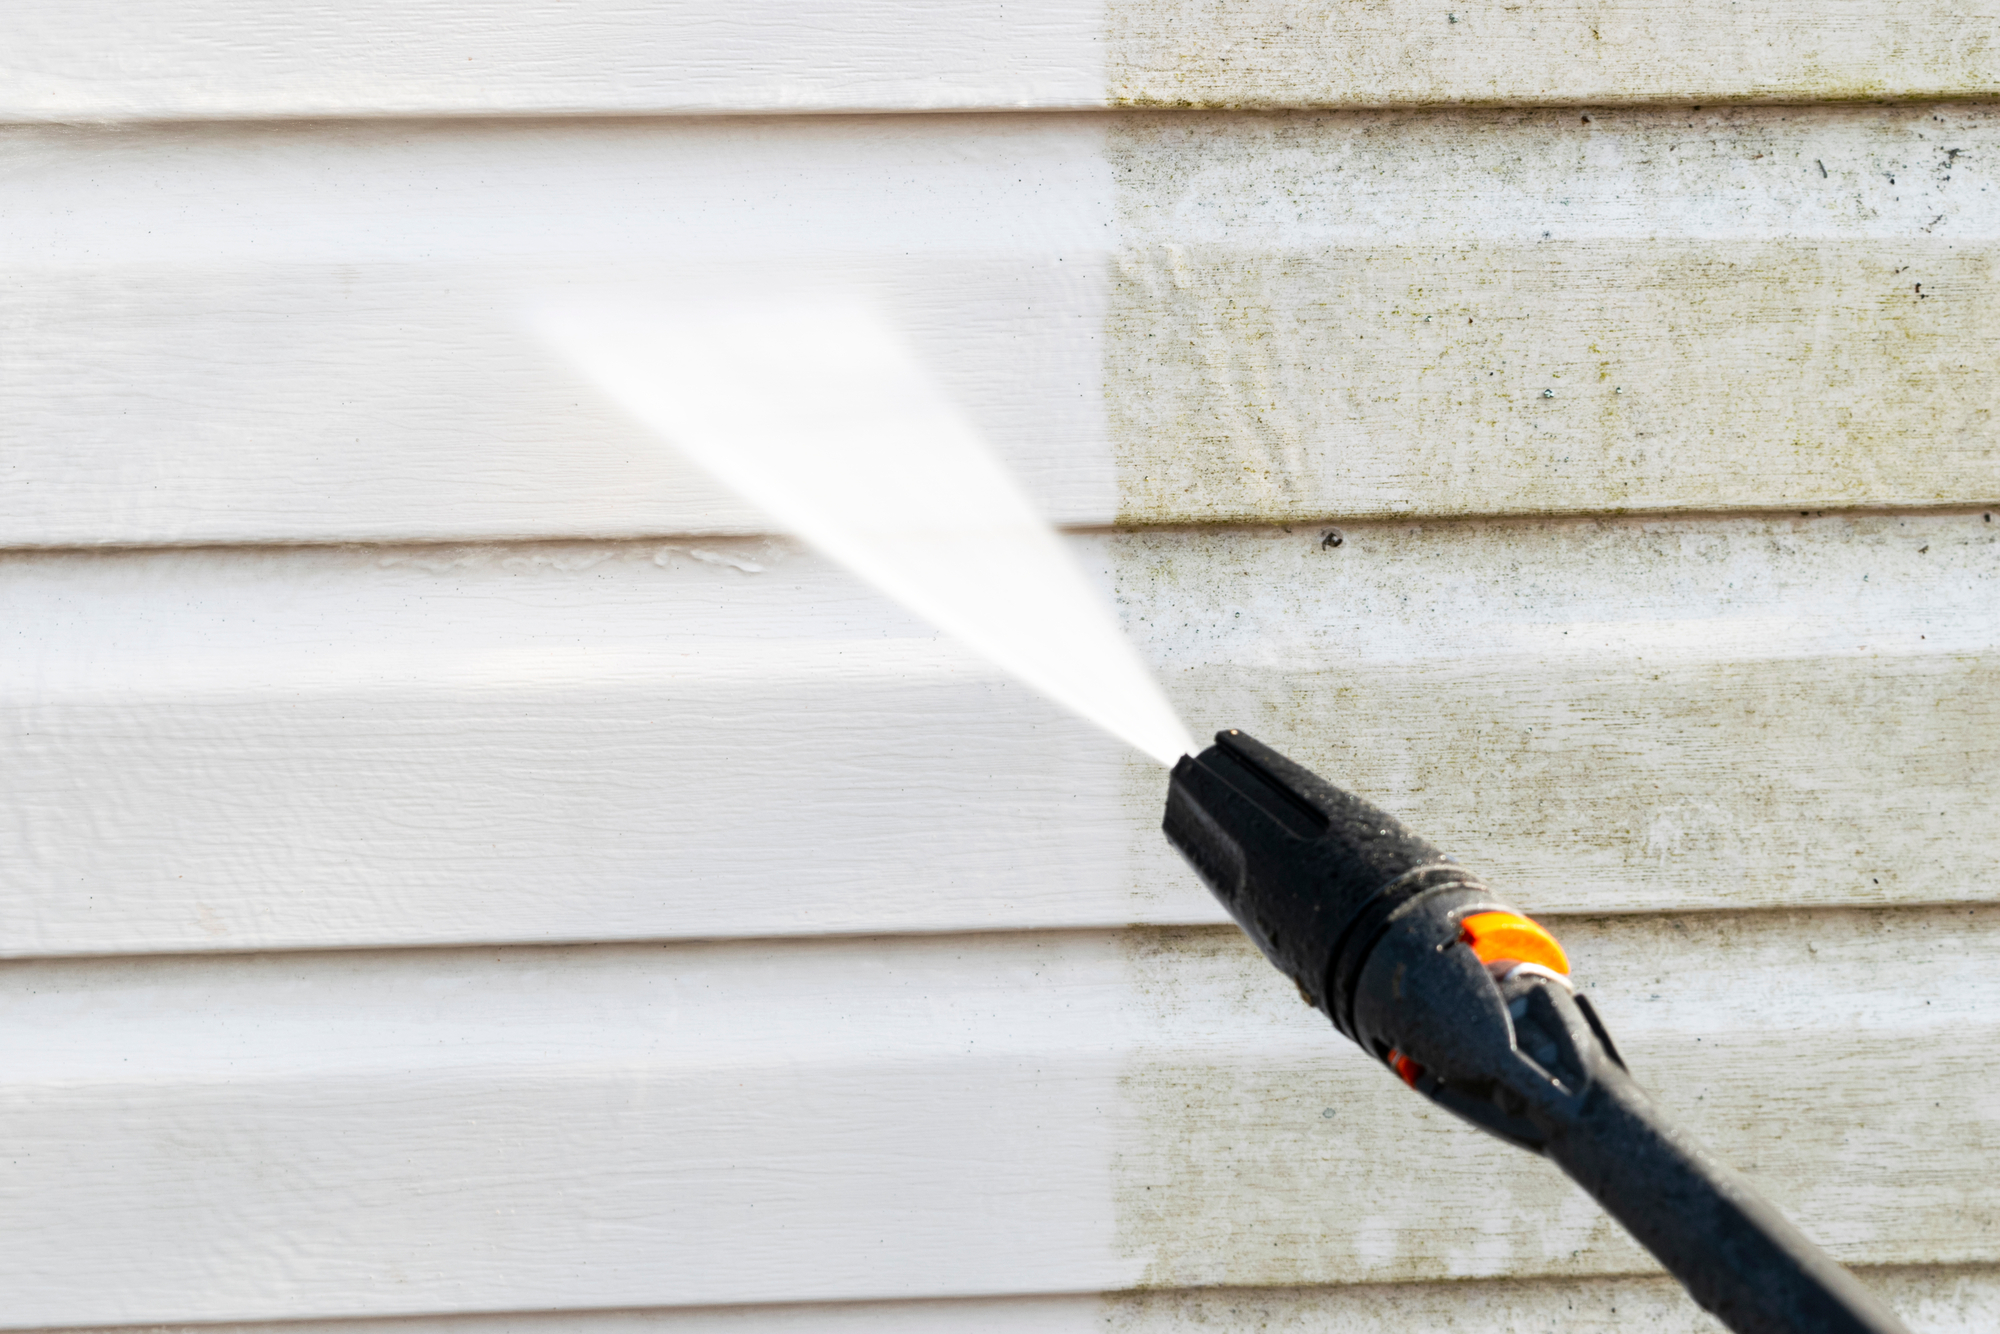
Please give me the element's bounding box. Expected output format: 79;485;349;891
0;910;1991;1327
0;0;1994;120
5;511;1993;957
1106;1;2000;110
1;105;1995;548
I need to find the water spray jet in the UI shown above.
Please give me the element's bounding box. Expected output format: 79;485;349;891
537;294;1193;766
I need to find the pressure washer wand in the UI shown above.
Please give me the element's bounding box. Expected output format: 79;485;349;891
1163;729;1909;1334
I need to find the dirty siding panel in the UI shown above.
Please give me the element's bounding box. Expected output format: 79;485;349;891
3;0;1996;119
1112;910;2000;1288
1103;1270;2000;1334
0;910;1990;1326
1109;1;2000;109
1108;105;2000;523
1109;240;1998;521
2;512;1993;955
3;106;1997;547
1123;512;2000;916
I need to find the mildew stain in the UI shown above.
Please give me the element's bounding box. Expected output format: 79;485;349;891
1104;106;2000;525
1105;0;2000;108
1107;239;1998;524
1099;1266;1993;1331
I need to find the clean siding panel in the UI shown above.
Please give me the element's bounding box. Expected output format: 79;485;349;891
13;1296;1121;1334
2;106;1995;548
2;511;1993;956
1;0;1995;120
0;908;1990;1326
0;115;1119;545
0;0;1107;121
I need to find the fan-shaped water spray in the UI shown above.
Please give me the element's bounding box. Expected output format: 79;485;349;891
538;296;1195;767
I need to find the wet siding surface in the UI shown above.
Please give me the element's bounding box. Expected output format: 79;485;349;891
4;13;1998;1334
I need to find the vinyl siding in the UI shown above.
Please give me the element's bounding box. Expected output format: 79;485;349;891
3;16;1995;1334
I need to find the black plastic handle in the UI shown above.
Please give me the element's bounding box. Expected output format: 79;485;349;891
1546;1063;1908;1334
1162;730;1914;1334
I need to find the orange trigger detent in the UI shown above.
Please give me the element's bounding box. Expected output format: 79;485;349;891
1459;910;1571;976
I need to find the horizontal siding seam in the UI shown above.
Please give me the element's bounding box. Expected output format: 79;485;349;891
9;1263;1998;1332
6;90;2000;128
2;903;1993;968
1;502;1996;560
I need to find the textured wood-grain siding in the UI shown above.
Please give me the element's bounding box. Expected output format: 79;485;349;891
1;0;1993;120
1108;1;2000;110
3;105;1995;548
0;908;1990;1326
5;510;1992;957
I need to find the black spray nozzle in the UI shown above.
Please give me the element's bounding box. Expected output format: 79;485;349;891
1162;730;1909;1334
1165;728;1483;1033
